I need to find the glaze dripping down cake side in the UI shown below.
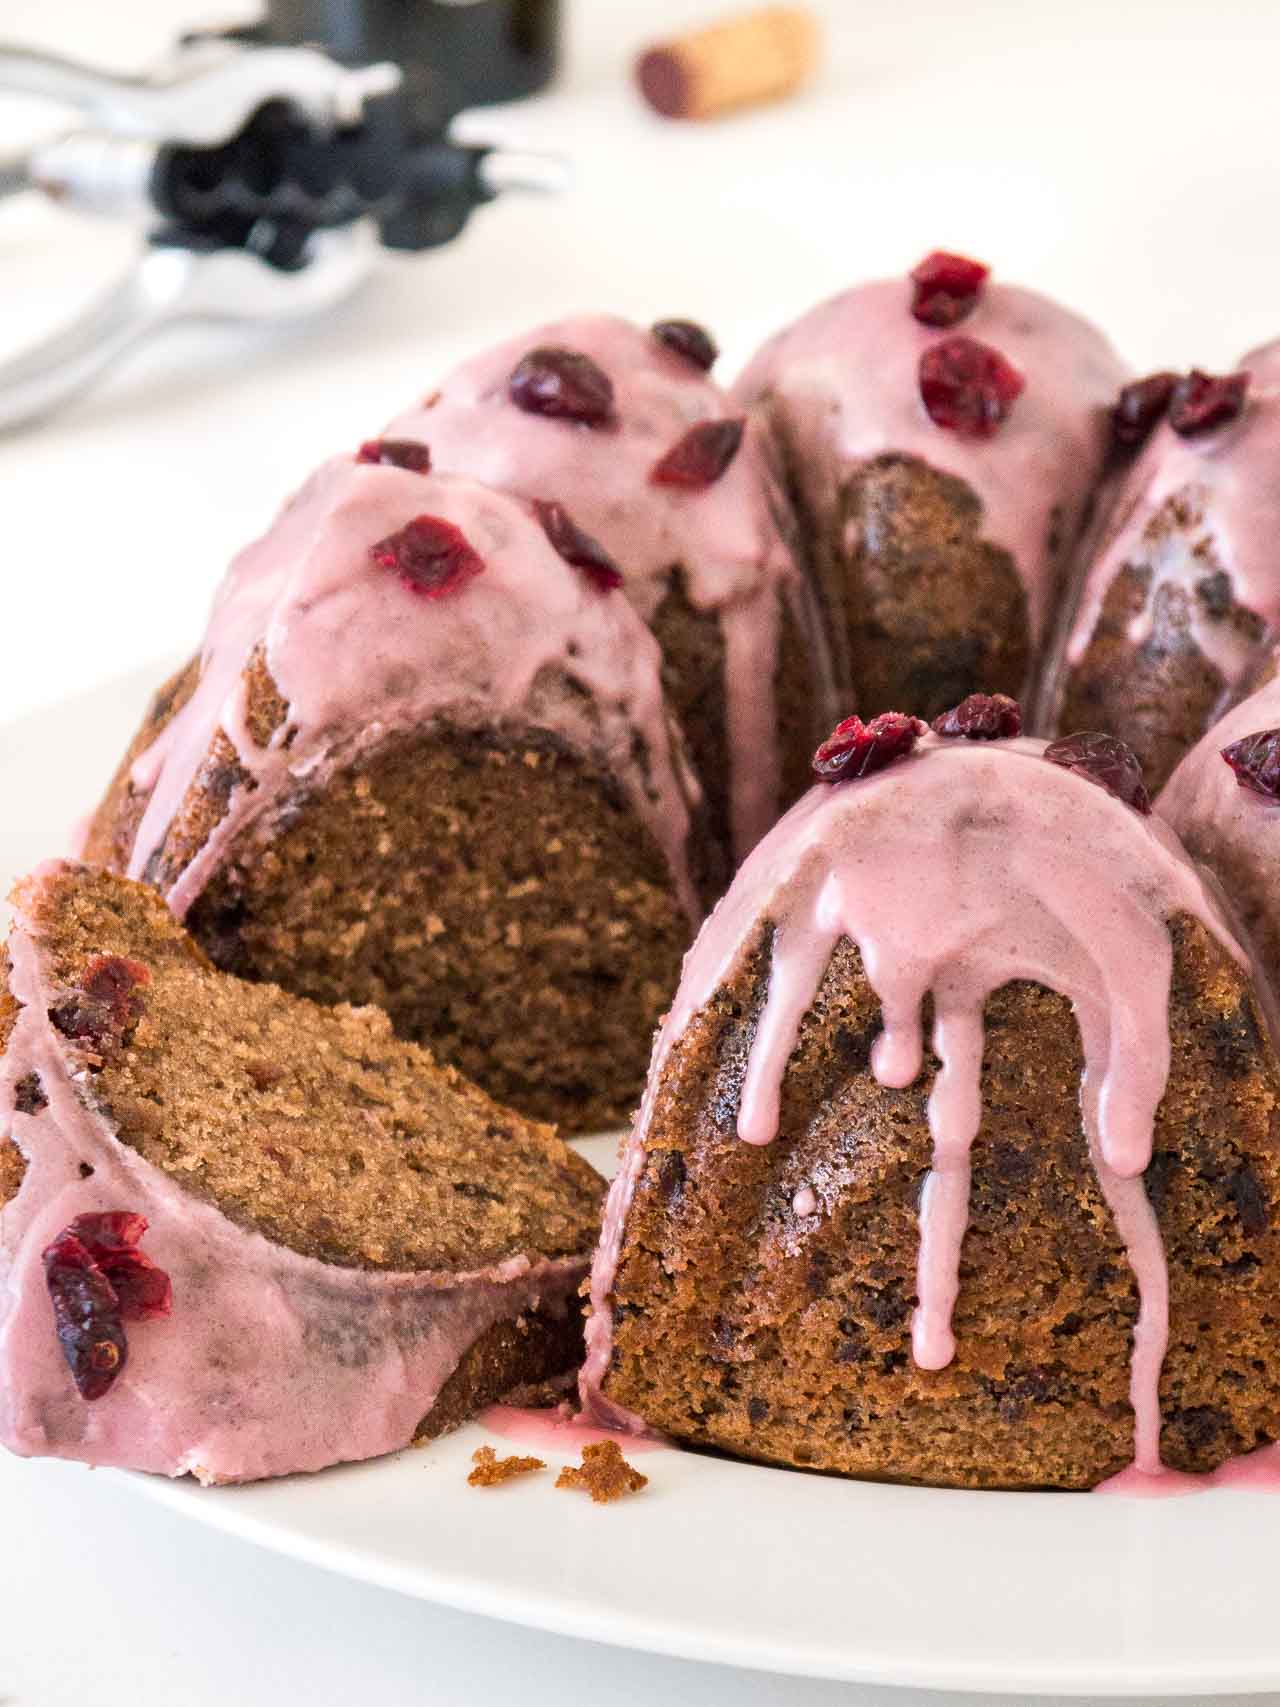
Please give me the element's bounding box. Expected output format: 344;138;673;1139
581;720;1280;1489
0;862;603;1483
82;463;718;1132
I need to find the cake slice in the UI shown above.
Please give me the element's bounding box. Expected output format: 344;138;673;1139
582;707;1280;1489
0;862;602;1483
82;461;718;1131
386;313;837;859
731;255;1127;719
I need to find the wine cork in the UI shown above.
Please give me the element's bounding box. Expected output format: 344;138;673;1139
635;6;820;121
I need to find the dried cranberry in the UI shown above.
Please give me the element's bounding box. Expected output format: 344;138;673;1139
70;1211;147;1252
1043;731;1151;814
43;1233;127;1400
650;418;744;488
356;438;432;473
919;336;1024;437
533;500;623;592
64;1211;172;1319
370;515;486;598
1112;372;1179;450
14;1072;46;1114
812;712;926;783
932;693;1022;739
1168;370;1250;437
909;251;990;328
1221;728;1280;799
50;956;149;1051
651;319;718;371
508;347;615;426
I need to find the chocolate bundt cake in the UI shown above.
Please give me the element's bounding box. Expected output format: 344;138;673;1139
1159;646;1280;994
582;709;1280;1489
0;862;602;1482
731;257;1128;720
386;313;837;858
83;460;717;1131
1049;352;1280;792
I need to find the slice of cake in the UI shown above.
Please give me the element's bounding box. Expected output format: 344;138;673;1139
0;861;603;1483
82;461;719;1131
582;706;1280;1489
386;313;838;859
731;255;1128;719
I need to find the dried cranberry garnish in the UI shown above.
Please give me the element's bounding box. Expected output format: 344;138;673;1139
1221;728;1280;799
919;336;1025;437
14;1072;46;1114
1112;372;1179;450
1043;731;1151;814
650;418;744;488
533;500;623;592
43;1233;127;1400
370;515;486;598
932;693;1022;739
909;251;990;328
50;956;150;1052
356;438;432;473
508;347;615;426
812;712;926;783
1168;370;1250;437
69;1212;173;1320
651;319;718;372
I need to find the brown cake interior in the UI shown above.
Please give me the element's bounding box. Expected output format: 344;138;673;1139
17;865;603;1274
600;913;1280;1489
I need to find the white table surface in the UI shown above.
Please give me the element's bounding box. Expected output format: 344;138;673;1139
5;0;1280;1699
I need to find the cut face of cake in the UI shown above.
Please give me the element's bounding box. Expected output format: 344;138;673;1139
82;462;717;1131
0;862;603;1483
731;260;1128;721
582;714;1280;1489
386;313;838;860
1049;351;1280;792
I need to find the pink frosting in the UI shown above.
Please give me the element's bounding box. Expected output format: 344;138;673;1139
0;863;586;1483
581;737;1247;1477
387;314;833;859
731;278;1128;653
122;461;702;928
1061;346;1280;697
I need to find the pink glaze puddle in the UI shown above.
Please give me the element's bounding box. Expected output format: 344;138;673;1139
581;736;1249;1481
1097;1442;1280;1497
478;1404;669;1455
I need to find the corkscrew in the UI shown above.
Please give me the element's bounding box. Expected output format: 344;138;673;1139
0;1;566;431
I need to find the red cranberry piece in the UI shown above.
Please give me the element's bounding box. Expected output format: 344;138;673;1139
508;347;615;426
1168;370;1249;437
651;319;718;372
43;1233;127;1401
49;956;150;1051
70;1210;146;1251
909;251;990;328
356;438;432;473
1043;731;1151;814
1221;727;1280;799
1112;372;1179;450
812;712;926;783
66;1210;172;1319
14;1072;46;1114
932;693;1022;740
650;418;745;488
919;336;1024;437
533;500;623;592
370;515;486;599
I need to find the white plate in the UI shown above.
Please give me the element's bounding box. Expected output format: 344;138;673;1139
9;663;1280;1698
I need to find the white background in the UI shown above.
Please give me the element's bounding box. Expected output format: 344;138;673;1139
5;0;1280;1700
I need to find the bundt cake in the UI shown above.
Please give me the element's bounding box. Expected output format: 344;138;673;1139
82;459;717;1131
731;257;1128;720
581;705;1280;1490
385;312;837;858
1048;349;1280;792
0;861;602;1482
1159;645;1280;997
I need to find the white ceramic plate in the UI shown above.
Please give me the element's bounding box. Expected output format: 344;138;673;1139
9;664;1280;1698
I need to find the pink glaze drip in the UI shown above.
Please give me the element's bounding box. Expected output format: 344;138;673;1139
581;737;1247;1475
0;864;585;1483
791;1184;818;1217
1097;1441;1280;1497
477;1403;667;1454
387;315;834;859
1062;344;1280;698
731;278;1127;651
122;463;702;929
